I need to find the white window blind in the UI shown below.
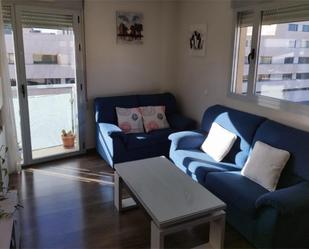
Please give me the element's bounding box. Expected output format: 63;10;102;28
21;10;73;29
238;11;254;27
2;5;11;25
263;4;309;24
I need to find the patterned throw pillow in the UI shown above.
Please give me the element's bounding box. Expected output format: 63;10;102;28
116;107;144;133
140;106;170;133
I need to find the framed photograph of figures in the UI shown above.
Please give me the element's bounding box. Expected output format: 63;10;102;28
116;11;144;44
189;24;207;56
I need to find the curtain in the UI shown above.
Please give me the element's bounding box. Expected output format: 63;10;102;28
0;1;21;173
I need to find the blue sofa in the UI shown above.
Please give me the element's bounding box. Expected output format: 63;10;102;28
95;93;196;167
169;105;309;248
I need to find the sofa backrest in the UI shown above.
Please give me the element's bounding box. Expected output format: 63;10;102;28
94;95;139;124
201;105;266;167
137;93;177;115
95;92;177;124
252;120;309;188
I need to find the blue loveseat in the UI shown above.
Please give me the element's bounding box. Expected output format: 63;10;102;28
95;93;196;167
169;105;309;248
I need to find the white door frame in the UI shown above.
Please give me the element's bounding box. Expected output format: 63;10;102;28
8;4;86;166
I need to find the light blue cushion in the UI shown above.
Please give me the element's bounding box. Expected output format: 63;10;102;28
170;149;240;181
169;131;206;150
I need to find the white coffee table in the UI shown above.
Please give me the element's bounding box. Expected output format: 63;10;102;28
114;156;226;249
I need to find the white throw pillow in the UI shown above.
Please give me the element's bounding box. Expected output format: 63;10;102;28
140;106;170;133
116;107;144;133
201;122;237;162
241;141;290;192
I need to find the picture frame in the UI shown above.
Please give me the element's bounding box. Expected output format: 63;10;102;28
116;11;144;44
189;24;207;57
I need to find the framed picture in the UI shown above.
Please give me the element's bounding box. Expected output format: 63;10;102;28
189;24;207;56
116;11;144;44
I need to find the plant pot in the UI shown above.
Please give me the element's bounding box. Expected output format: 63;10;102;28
61;135;75;149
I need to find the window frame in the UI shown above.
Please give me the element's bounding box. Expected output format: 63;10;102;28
288;23;298;31
284;57;294;64
33;54;58;64
298;57;309;64
302;24;309;32
229;3;309;116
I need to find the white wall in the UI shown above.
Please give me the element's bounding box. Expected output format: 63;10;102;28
84;0;177;148
174;0;309;132
84;0;309;149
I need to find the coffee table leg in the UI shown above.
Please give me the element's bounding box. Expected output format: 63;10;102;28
114;172;138;212
114;172;122;211
151;221;164;249
209;214;225;249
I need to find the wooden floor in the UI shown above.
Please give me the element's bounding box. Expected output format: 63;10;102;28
10;151;253;249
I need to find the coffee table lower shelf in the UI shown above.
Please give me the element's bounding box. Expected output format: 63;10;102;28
114;172;226;249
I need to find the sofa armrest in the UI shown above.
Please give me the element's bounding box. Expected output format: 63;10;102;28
168;113;196;130
256;182;309;215
97;123;123;137
168;131;206;150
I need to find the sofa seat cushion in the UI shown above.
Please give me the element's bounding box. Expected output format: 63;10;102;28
205;172;269;216
119;128;176;150
171;149;240;177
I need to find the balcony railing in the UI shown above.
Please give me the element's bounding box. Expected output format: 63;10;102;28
11;84;77;151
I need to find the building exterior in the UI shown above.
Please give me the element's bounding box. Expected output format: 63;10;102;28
242;21;309;104
5;28;76;86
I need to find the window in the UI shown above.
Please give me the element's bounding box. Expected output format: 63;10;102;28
65;78;75;84
232;11;253;95
231;5;309;108
8;53;15;64
258;74;271;81
282;73;293;80
288;24;298;31
260;56;272;64
245;39;251;47
296;73;309;80
270;74;284;81
33;54;58;64
10;79;17;86
298;57;309;64
300;40;309;48
4;27;12;34
303;25;309;32
284;57;294;64
45;78;61;84
288;40;296;48
27;78;61;85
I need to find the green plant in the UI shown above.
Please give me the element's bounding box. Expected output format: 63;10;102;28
61;129;74;137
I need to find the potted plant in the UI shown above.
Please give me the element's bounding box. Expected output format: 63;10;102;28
61;130;76;149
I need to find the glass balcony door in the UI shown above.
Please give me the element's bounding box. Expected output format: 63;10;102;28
3;5;86;165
